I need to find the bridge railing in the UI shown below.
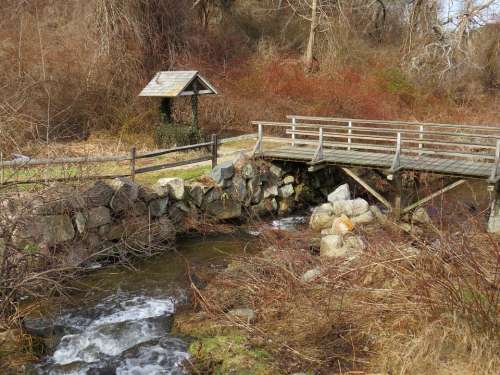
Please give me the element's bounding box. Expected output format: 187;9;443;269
251;116;500;182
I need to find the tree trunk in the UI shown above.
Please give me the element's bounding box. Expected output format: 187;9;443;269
304;0;319;73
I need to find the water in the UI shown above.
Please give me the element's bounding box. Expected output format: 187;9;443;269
32;234;253;375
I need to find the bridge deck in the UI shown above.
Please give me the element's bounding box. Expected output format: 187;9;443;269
259;146;493;179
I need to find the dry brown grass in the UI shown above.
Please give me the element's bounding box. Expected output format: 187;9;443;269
188;223;499;374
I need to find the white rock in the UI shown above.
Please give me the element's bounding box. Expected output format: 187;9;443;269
332;198;369;217
282;175;294;185
320;235;344;257
263;184;278;198
328;183;351;203
310;204;335;231
351;210;375;225
278;184;294;198
331;215;354;235
301;267;321;282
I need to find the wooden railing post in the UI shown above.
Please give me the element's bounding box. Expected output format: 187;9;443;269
390;132;402;173
130;146;137;181
489;138;500;183
348;121;352;151
253;123;263;155
313;127;324;162
291;117;296;147
418;125;424;156
211;133;218;169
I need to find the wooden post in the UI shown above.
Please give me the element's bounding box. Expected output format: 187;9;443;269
393;173;402;220
160;98;173;124
390;132;402;173
253;123;263;155
313;127;324;162
211;133;218;169
418;125;424;156
489;139;500;183
487;183;500;233
191;81;199;131
291;117;296;147
348;121;352;151
130;146;136;181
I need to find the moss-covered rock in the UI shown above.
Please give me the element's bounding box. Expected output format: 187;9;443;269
175;313;277;374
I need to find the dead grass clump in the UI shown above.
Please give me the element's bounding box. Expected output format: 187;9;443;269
189;225;499;374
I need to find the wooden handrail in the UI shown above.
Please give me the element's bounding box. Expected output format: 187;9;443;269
287;115;500;133
285;129;497;150
274;137;496;160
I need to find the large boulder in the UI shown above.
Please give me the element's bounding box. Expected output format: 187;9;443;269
327;184;351;203
210;161;234;185
154;178;185;200
149;198;169;217
109;178;140;213
332;198;369;217
74;206;111;233
205;199;242;220
13;215;75;248
81;181;115;208
187;183;206;207
309;204;335;231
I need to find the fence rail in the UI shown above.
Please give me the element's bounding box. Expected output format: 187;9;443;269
0;133;226;187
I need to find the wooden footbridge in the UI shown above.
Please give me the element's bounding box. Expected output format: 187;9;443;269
251;115;500;231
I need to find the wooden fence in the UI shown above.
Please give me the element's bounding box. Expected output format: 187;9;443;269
0;134;224;187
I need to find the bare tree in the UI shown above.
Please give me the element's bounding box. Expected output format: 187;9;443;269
305;0;319;72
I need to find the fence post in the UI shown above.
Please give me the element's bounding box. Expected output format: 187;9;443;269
130;146;136;181
211;133;218;169
291;117;296;147
348;121;352;151
418;125;424;156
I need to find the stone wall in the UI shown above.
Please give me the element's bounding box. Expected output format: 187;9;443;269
0;153;340;268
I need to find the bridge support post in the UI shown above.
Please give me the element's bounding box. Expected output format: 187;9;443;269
392;173;403;220
487;183;500;234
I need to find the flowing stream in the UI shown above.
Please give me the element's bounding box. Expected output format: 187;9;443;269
32;216;307;375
